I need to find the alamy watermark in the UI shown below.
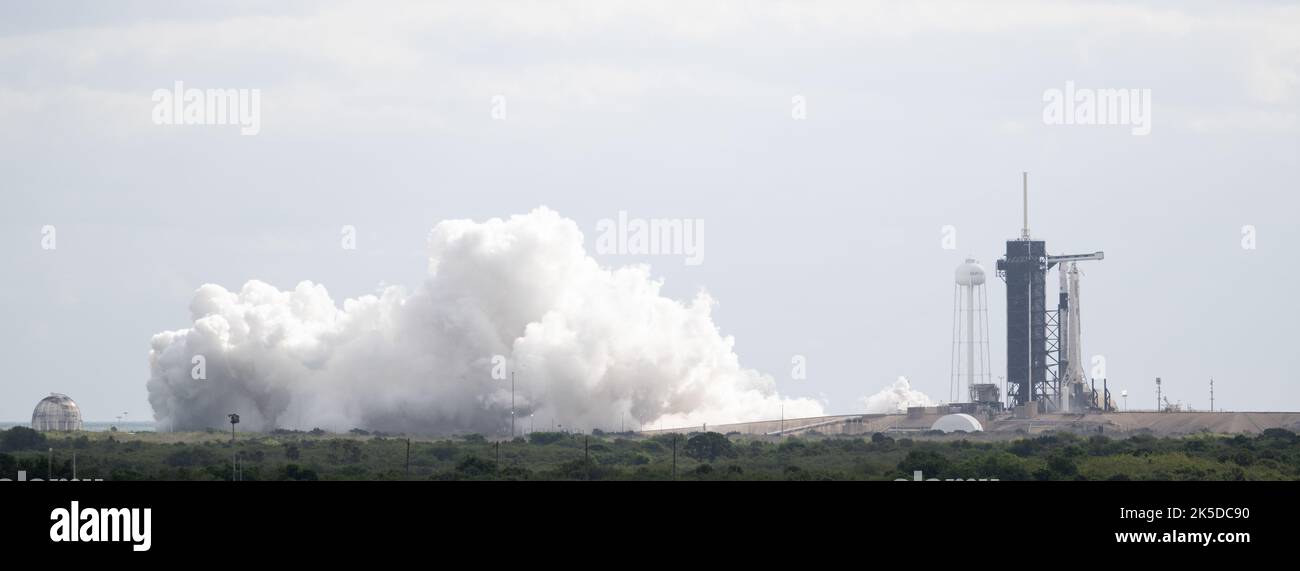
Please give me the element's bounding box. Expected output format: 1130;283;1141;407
191;354;206;380
341;225;357;251
1042;81;1151;135
595;211;704;266
492;95;508;120
41;225;56;250
896;470;998;482
791;355;807;380
940;225;957;250
152;81;261;135
491;354;509;380
49;501;151;552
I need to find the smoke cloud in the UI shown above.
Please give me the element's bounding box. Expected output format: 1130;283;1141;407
147;208;825;434
862;377;935;413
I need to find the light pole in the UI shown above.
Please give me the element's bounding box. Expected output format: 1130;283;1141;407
227;413;240;482
671;434;677;481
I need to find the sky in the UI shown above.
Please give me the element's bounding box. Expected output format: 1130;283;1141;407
1;0;1297;424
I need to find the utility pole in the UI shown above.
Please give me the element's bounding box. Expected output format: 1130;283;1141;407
671;434;677;481
228;413;240;481
511;370;516;439
1210;378;1215;412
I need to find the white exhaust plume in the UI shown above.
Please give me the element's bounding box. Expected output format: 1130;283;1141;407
146;208;824;434
862;376;935;413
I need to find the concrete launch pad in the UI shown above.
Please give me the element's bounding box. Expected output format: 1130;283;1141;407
642;411;1300;439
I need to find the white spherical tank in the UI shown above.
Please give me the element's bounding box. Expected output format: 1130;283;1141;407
955;259;986;286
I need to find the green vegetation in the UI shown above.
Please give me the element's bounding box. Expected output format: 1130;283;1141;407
2;426;1298;481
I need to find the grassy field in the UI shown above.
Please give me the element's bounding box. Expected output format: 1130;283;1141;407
3;426;1298;481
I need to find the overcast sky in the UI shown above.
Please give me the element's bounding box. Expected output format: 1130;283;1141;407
2;0;1297;423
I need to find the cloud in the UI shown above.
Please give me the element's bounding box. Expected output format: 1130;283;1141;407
3;1;1296;137
146;207;823;433
862;376;935;414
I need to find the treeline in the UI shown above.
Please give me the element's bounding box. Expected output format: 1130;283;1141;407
2;426;1298;481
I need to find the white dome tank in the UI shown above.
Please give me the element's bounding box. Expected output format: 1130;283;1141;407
955;259;986;286
931;413;983;433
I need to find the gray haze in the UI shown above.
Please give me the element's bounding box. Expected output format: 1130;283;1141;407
1;1;1297;425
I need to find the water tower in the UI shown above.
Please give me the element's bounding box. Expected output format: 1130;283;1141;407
951;259;994;404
